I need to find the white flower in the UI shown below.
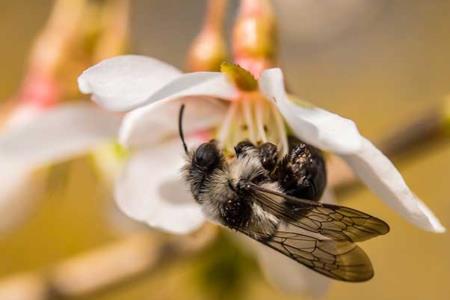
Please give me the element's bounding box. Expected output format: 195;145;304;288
0;103;122;232
79;54;445;234
79;54;445;295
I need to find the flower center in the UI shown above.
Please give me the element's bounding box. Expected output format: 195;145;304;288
215;92;288;157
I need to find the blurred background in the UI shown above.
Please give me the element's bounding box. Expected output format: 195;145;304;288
0;0;449;299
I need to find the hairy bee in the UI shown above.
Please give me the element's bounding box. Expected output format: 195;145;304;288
179;105;389;282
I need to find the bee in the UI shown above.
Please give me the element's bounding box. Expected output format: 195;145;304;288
179;104;389;282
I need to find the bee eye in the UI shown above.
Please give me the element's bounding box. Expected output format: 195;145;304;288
194;142;221;170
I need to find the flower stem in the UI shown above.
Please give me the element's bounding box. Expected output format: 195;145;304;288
232;0;276;77
186;0;228;71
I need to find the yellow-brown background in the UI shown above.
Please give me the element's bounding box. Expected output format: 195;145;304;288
0;1;449;299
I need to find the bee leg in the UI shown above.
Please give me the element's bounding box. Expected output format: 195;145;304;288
258;142;278;172
277;138;327;201
234;140;256;158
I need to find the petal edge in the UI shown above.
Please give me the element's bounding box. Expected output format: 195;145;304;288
78;55;182;111
259;68;363;154
342;138;445;233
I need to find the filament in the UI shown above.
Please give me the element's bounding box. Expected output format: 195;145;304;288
217;101;238;146
272;102;288;155
255;97;268;143
216;94;288;156
242;96;256;143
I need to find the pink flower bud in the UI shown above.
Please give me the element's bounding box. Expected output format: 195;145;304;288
232;0;277;76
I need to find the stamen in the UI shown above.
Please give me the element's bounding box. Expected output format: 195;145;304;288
255;96;268;143
216;93;289;157
229;103;243;150
242;96;256;142
272;103;288;155
217;101;239;146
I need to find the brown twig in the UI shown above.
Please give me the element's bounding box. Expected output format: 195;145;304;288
0;226;218;300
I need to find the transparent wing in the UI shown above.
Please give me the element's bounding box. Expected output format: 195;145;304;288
238;227;375;282
248;183;390;242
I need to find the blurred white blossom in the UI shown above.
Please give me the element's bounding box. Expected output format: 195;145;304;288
0;102;121;232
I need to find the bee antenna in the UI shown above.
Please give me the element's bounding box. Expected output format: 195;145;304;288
178;104;188;154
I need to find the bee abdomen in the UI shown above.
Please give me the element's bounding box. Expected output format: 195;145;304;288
278;138;326;201
220;198;252;229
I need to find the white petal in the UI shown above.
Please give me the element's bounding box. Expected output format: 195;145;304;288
120;96;228;149
115;140;206;234
342;138;445;233
3;104;43;130
0;103;121;167
78;55;182;111
0;163;46;234
255;243;330;298
145;71;237;105
259;68;362;154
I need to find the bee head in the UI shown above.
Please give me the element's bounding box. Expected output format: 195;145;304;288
182;140;225;203
192;140;222;172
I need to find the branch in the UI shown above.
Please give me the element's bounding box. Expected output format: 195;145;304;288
0;227;217;300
